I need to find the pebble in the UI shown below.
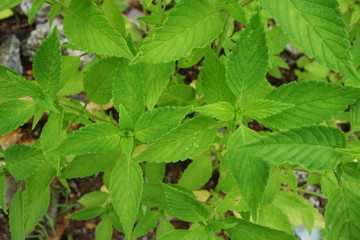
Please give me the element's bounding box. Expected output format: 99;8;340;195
0;35;23;74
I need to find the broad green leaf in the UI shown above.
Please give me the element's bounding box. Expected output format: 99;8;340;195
157;85;195;107
0;100;35;136
163;184;210;222
178;47;207;69
120;136;134;160
0;0;22;11
258;203;293;234
49;4;61;27
142;162;165;183
28;0;45;24
322;174;360;240
61;148;121;179
102;0;126;36
110;159;143;239
58;70;84;96
63;0;132;58
225;12;269;98
41;110;63;152
9;186;24;240
142;62;174;109
194;102;235;121
0;173;6;214
79;191;109;208
178;155;213;191
227;125;269;221
59;56;81;90
118;104;133;131
67;207;105;220
56;123;121;156
340;162;360;183
261;166;281;206
353;33;360;68
157;229;212;240
236;125;346;172
5;145;45;181
134;117;218;163
134;106;192;143
84;57;119;104
350;98;360;131
33;26;61;96
156;219;175;237
95;211;113;240
6;71;42;98
260;81;360;130
242;99;293;120
261;0;360;83
132;211;159;238
197;49;236;104
112;59;145;121
131;0;225;64
225;218;296;240
0;65;26;99
142;183;169;210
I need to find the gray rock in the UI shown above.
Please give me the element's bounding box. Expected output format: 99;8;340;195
0;35;23;74
18;0;50;23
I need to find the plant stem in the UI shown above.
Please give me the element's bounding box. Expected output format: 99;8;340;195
282;187;325;198
215;13;233;56
241;0;255;7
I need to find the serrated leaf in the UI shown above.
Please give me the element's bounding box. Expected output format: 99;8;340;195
112;59;145;121
194;102;235;121
132;211;159;238
9;186;24;240
33;26;61;96
79;191;109;208
131;0;225;64
163;184;210;222
49;3;61;27
227;125;269;221
0;100;35;136
6;71;42;98
260;81;360;130
102;0;126;36
243;99;293;120
0;173;6;214
258;203;293;234
63;0;132;58
225;12;269;98
0;0;22;11
84;57;119;104
0;65;26;99
350;98;360;131
261;0;360;83
56;122;120;156
118;104;133;131
134;106;192;143
67;207;104;220
5;145;45;181
157;85;195;107
41;110;63;153
120;136;134;160
95;211;113;240
142;62;174;109
157;229;212;240
134;117;218;163
110;159;143;239
197;48;236;104
235;125;346;172
28;0;45;24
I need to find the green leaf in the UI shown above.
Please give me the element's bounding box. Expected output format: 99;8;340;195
157;219;174;237
49;4;61;27
5;145;45;181
143;162;165;183
178;155;213;191
118;104;133;131
41;110;63;152
33;26;61;96
236;125;346;172
56;123;121;156
131;0;225;64
28;0;45;24
258;203;293;234
194;102;235;121
132;211;159;238
0;65;27;99
6;71;42;98
84;57;119;104
61;148;121;179
9;186;24;240
261;0;360;83
134;117;218;163
63;0;132;58
0;0;22;11
134;106;192;143
242;99;293;120
163;184;210;222
350;98;360;131
322;174;360;240
78;191;109;208
225;12;269;98
225;217;296;240
120;136;134;160
112;59;145;121
0;173;6;214
227;125;269;221
157;85;195;107
260;81;360;130
197;48;236;104
142;62;174;109
157;229;212;240
95;211;113;240
102;0;126;36
109;159;143;239
67;206;105;220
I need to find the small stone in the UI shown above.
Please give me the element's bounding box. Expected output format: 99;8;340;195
0;35;23;74
18;0;51;23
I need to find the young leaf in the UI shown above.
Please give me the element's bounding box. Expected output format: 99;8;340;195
134;117;218;163
109;159;143;239
194;102;235;121
163;184;210;222
260;81;360;130
235;125;346;172
67;207;105;220
5;144;45;181
9;186;24;240
261;0;360;83
225;12;269;98
112;59;145;121
131;0;225;64
0;65;27;99
56;123;121;156
118;104;133;131
49;3;61;27
63;0;132;58
33;26;61;96
40;110;63;152
242;99;293;120
28;0;45;24
197;49;236;104
0;100;35;136
95;211;113;240
120;136;134;160
84;57;119;104
134;106;192;143
79;191;109;208
131;211;159;238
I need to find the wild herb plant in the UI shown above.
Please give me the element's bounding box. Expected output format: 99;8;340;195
0;0;360;239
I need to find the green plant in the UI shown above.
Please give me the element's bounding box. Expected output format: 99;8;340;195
1;0;360;239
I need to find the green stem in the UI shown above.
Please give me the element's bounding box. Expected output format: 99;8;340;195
282;187;325;198
215;13;233;56
241;0;255;7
